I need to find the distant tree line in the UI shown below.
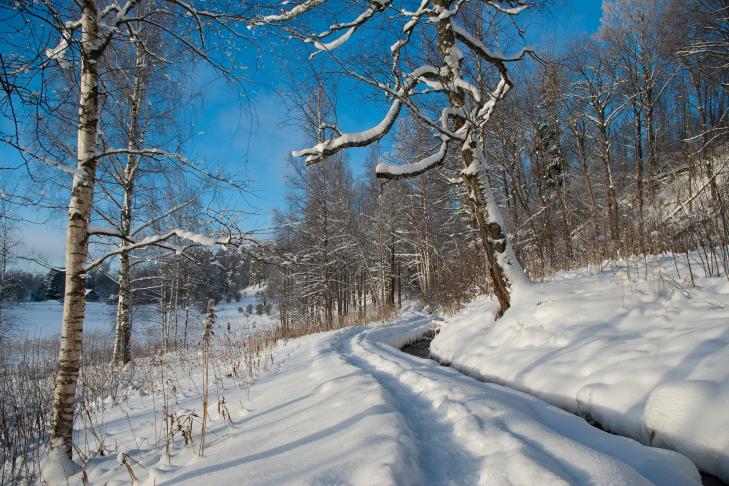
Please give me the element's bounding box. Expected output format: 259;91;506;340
3;250;263;306
479;0;729;277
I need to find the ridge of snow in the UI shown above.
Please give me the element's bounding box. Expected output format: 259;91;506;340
431;253;729;481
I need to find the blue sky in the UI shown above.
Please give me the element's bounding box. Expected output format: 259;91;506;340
187;0;603;216
3;0;603;269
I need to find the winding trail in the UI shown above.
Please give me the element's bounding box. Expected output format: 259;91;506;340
399;331;726;486
78;310;705;486
333;314;701;485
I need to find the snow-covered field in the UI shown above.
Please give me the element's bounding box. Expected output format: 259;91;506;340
48;310;702;485
431;254;729;481
8;285;276;343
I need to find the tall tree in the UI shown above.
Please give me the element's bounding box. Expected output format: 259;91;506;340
1;0;255;465
260;0;535;317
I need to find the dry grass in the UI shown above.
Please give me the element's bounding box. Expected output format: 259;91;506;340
0;302;397;484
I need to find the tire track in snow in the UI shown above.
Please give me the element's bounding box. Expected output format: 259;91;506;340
335;317;700;486
336;320;484;486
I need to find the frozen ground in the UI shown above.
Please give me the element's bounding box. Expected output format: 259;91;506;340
8;285;276;343
48;310;701;485
431;254;729;482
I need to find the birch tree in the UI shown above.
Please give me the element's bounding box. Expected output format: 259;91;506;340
1;0;257;466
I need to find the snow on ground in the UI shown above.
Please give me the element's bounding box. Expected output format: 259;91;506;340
9;301;118;339
51;310;701;485
431;254;729;481
9;285;276;343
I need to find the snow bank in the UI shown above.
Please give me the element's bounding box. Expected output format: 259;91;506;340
62;307;701;485
431;254;729;481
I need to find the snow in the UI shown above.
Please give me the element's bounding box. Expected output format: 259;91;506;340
375;140;448;178
10;301;118;340
50;308;700;485
43;445;81;483
8;291;277;344
173;229;217;247
431;253;729;481
452;23;530;63
259;0;327;23
45;36;70;68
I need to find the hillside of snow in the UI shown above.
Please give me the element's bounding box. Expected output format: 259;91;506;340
431;254;729;482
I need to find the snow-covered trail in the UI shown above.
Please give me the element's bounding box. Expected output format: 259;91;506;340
342;315;700;485
71;311;701;486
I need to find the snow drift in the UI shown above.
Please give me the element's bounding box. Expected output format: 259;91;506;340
431;254;729;481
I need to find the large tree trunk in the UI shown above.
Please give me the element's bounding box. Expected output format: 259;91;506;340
433;0;527;317
49;0;101;461
462;144;528;317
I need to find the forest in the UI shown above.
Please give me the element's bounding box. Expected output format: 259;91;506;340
0;0;727;484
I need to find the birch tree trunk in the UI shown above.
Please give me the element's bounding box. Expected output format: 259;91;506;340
113;38;145;365
50;0;101;460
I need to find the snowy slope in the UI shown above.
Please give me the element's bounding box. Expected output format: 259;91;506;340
50;311;700;485
431;255;729;481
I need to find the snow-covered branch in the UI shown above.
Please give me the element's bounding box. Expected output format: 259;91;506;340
7;141;83;176
84;229;244;273
307;0;392;56
375;139;448;179
452;23;531;64
482;0;536;15
292;66;438;164
257;0;327;24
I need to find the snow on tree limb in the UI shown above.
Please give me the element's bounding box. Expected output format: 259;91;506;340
7;142;84;176
84;229;244;273
452;23;531;64
306;0;392;56
390;0;429;78
482;0;536;15
292;65;439;164
258;0;328;23
476;76;510;128
375;139;448;179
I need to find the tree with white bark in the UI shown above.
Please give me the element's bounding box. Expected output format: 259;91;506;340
0;0;257;467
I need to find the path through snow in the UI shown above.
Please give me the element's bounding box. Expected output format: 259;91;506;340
66;310;702;485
